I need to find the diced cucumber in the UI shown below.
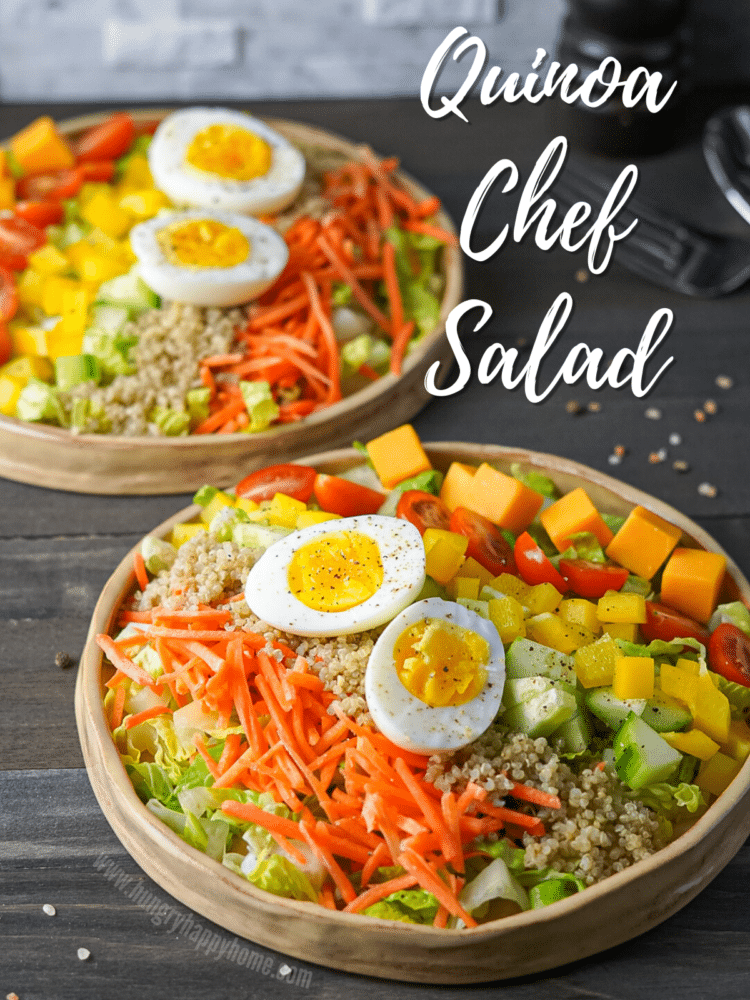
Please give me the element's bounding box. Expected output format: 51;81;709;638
416;576;448;602
550;706;594;755
640;690;692;733
505;638;576;685
499;686;577;739
95;269;160;314
502;676;554;710
54;353;101;391
613;712;682;790
231;522;290;550
91;304;131;333
585;687;647;731
456;598;490;619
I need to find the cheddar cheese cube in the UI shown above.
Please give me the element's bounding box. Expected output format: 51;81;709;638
465;463;543;534
540;487;613;552
605;505;682;580
366;424;432;490
659;548;727;625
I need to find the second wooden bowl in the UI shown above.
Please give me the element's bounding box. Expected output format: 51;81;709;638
75;442;750;983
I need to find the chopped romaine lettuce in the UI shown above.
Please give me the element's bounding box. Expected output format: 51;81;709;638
363;889;439;924
239;380;279;433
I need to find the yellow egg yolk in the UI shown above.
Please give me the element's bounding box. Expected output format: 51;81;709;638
185;124;273;181
395;618;489;707
288;531;384;613
157;219;250;268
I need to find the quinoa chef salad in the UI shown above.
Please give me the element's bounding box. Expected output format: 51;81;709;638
98;425;750;928
0;109;452;436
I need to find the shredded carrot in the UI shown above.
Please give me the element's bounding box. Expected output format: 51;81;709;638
133;550;149;592
124;705;171;730
109;684;127;729
390;319;415;376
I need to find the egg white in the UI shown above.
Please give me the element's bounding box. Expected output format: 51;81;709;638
365;598;506;754
243;515;426;638
148;107;306;216
129;210;289;306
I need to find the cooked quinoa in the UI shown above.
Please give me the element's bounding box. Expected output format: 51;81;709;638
135;526;670;886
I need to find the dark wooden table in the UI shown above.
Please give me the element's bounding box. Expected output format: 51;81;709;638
2;93;750;999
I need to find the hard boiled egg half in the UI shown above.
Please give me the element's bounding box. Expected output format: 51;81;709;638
148;107;306;216
129;210;289;307
365;598;506;754
243;515;426;637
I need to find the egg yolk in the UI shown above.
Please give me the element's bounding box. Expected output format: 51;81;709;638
288;531;384;613
185;124;273;181
395;618;489;707
157;219;250;268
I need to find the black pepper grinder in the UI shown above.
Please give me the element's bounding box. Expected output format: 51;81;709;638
554;0;691;155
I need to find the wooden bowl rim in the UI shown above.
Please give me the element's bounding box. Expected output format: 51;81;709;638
0;109;463;453
75;441;750;978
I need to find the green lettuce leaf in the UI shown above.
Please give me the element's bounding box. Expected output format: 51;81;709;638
245;854;318;903
510;464;559;500
708;601;750;636
363;889;439;925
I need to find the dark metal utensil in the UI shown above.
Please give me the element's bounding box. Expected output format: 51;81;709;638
703;106;750;226
553;162;750;297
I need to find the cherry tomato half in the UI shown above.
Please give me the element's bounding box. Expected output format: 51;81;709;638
0;266;19;324
74;112;136;163
514;531;567;591
708;623;750;687
0;217;45;271
236;463;317;504
640;601;710;645
558;559;629;599
14;200;64;228
449;507;516;576
396;490;451;535
16;167;83;202
0;322;11;366
313;474;384;517
78;160;116;182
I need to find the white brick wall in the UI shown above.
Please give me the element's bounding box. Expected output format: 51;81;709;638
0;0;743;103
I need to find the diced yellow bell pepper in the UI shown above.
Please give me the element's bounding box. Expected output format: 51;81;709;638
676;656;701;676
559;598;601;635
612;656;655;700
689;673;731;745
77;181;113;208
528;612;596;654
119;189;171;219
662;728;719;761
199;490;235;525
721;720;750;763
0;355;54;383
267;492;307;529
525;582;564;615
70;228;136;268
16;268;45;310
234;496;259;516
490;572;531;603
57;286;91;336
41;276;80;317
597;590;647;624
80;189;134;239
0;374;24;416
446;576;480;601
296;509;342;529
574;634;618;688
170;522;207;547
600;622;638;642
0;176;16;210
659;662;699;704
488;595;526;644
45;323;84;361
67;245;128;285
117;153;154;191
422;528;468;585
9;322;52;357
26;244;70;277
696;751;741;797
457;556;496;589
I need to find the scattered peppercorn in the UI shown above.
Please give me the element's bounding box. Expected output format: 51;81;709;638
704;399;718;415
42;904;56;917
614;444;626;457
672;460;690;473
608;454;622;466
77;948;91;962
566;400;584;414
648;451;664;464
694;409;706;423
716;375;733;389
55;651;73;669
575;269;589;282
645;407;662;420
698;482;718;498
587;401;601;412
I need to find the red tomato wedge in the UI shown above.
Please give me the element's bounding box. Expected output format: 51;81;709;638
396;490;451;534
313;474;384;517
78;160;116;182
16;167;83;202
449;507;516;576
708;623;750;687
514;532;567;591
558;559;629;599
0;266;19;323
0;321;11;366
0;217;45;271
74;112;136;162
14;200;64;227
640;601;710;645
236;464;316;504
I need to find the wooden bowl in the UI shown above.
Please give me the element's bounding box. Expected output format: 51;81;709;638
0;110;463;495
75;442;750;983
